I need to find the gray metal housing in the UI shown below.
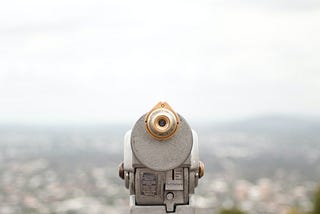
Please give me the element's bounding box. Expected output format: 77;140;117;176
122;113;200;213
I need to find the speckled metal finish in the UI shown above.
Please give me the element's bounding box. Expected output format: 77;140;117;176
131;114;193;171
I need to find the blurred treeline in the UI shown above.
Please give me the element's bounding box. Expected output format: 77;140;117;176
218;186;320;214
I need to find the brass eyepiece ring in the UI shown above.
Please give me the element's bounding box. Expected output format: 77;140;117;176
145;102;180;140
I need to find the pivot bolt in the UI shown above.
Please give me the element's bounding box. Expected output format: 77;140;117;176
118;162;124;180
199;161;205;179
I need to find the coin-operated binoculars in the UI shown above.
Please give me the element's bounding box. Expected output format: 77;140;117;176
119;102;204;214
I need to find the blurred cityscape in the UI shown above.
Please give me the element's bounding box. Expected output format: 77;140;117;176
0;116;320;214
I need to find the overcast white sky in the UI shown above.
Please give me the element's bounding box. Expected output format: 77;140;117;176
0;0;319;124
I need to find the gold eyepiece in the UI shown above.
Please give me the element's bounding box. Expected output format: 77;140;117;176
145;102;180;140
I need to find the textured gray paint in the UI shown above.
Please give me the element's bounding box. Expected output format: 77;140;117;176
131;114;193;171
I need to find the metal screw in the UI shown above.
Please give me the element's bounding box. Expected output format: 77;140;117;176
166;192;174;200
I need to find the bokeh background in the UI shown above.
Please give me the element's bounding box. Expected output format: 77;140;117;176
0;0;320;213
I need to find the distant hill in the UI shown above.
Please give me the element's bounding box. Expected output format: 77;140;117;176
196;115;320;141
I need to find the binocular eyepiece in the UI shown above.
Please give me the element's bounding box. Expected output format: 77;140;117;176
145;102;180;140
